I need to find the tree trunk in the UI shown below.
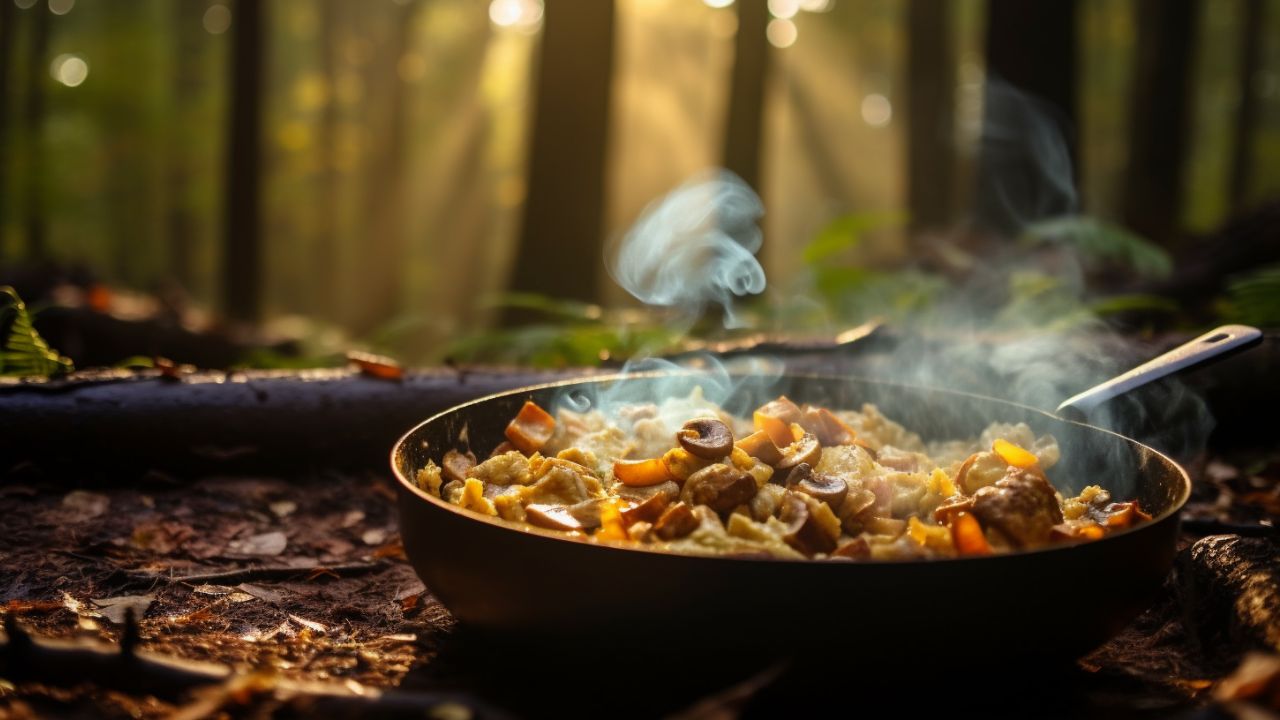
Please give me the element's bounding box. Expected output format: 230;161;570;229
1229;0;1263;214
906;0;955;234
0;0;16;262
721;0;771;193
315;0;341;321
975;0;1078;236
1121;0;1200;246
22;5;49;260
504;0;616;319
350;1;416;335
221;0;266;323
166;0;208;293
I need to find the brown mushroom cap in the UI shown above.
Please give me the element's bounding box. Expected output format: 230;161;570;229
620;492;671;527
677;418;735;459
779;494;837;556
776;433;821;472
795;472;848;509
680;464;758;514
652;501;699;540
442;448;477;484
778;462;812;487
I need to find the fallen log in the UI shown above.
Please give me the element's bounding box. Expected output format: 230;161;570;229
0;367;596;476
1177;535;1280;660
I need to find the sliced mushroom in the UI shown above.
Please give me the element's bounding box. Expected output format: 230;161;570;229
776;433;821;472
680;464;758;515
794;472;848;509
614;480;680;504
779;494;837;556
620;492;670;526
932;494;975;525
524;504;583;532
564;498;607;530
831;536;870;560
677;418;735;459
652;502;699;540
777;461;812;487
442;449;477;484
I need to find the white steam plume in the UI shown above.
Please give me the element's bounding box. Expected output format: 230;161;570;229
608;169;766;328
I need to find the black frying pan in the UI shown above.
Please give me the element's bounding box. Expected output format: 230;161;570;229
391;326;1260;670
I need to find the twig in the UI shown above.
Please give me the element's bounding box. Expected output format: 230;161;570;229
144;561;391;586
0;617;509;718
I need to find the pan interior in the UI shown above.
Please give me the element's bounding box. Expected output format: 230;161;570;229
394;372;1188;527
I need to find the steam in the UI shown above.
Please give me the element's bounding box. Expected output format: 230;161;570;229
608;169;766;328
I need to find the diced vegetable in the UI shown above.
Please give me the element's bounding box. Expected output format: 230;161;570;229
505;401;557;454
951;512;991;555
525;504;583;532
801;407;858;446
594;499;627;541
993;439;1039;469
736;430;784;465
753;411;795;448
652;502;699;540
614;458;676;487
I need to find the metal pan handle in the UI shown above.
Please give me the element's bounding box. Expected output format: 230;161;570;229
1056;324;1262;420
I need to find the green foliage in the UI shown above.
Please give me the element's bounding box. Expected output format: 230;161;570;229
1221;265;1280;328
1021;216;1173;280
801;210;907;265
446;322;682;368
0;287;74;378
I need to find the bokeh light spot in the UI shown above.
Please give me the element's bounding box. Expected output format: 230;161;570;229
47;0;73;15
766;18;797;48
50;54;88;87
203;4;231;35
861;93;893;128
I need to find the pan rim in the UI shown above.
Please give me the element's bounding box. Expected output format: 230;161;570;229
391;370;1191;567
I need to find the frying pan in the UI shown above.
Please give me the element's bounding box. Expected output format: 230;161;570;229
391;326;1260;669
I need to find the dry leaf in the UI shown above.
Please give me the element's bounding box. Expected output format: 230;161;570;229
92;594;155;624
288;614;327;634
227;531;287;556
61;490;109;520
227;592;256;603
268;500;297;518
192;584;236;596
361;528;389;546
236;583;283;604
341;510;365;528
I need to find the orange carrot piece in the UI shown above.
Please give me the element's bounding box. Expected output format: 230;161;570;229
753;412;794;448
951;512;992;556
504;400;556;454
993;439;1039;469
613;458;676;487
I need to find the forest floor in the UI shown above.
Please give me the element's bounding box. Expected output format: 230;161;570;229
0;456;1277;718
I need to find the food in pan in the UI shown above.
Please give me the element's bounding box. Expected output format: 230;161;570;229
414;389;1151;560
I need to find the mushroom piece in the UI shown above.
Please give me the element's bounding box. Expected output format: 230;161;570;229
779;494;837;556
677;418;735;459
442;448;477;484
524;504;584;532
736;430;785;466
652;502;699;540
794;472;848;510
776;433;821;472
777;461;812;487
620;492;670;527
969;468;1064;547
680;464;758;515
831;536;870;560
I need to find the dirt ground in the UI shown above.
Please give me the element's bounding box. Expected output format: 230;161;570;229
0;456;1277;718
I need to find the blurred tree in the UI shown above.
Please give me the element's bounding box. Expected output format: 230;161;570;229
906;0;955;234
315;0;340;320
167;0;209;293
22;2;50;260
505;0;616;316
223;0;266;322
350;0;419;335
976;0;1079;236
0;0;14;261
1123;0;1200;246
1230;0;1264;212
722;0;770;193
